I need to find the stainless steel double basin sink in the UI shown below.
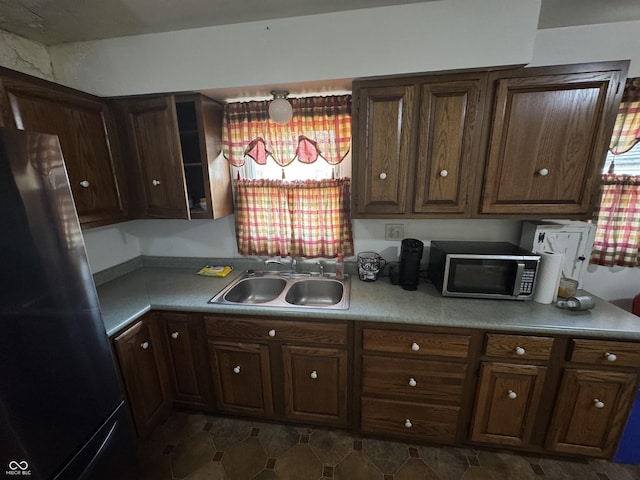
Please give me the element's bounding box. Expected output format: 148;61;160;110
209;271;350;310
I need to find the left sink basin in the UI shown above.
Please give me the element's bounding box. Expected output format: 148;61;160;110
220;277;287;304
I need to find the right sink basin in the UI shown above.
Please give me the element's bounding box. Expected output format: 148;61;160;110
284;279;344;306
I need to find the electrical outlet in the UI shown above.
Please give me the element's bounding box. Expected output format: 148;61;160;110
385;224;404;241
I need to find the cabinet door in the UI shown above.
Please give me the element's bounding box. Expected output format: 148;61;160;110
125;96;190;218
160;313;214;411
207;340;274;417
471;363;546;447
546;369;636;458
353;85;416;215
0;75;127;227
480;67;624;216
413;78;482;215
113;315;172;437
281;345;348;426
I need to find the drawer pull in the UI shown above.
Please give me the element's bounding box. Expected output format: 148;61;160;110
439;169;448;177
233;365;241;374
515;346;526;356
140;341;150;350
404;419;412;428
379;172;388;180
411;342;420;352
408;378;417;387
594;399;605;409
268;329;276;337
605;352;617;362
507;390;518;400
80;180;90;188
170;332;180;339
538;168;549;176
152;179;161;186
310;370;318;380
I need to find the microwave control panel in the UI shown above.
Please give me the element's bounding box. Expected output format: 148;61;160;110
520;269;536;294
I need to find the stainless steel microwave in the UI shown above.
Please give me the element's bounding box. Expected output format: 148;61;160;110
428;241;540;300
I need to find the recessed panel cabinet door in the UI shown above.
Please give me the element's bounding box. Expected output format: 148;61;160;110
207;340;274;417
413;79;482;215
125;96;190;218
281;345;348;426
471;362;546;447
113;315;172;437
0;76;126;227
481;68;623;216
354;85;416;214
546;369;636;458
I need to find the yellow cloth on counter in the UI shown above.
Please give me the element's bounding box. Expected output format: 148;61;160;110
197;265;233;277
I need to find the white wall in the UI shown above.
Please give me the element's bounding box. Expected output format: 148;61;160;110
48;0;540;96
0;29;54;81
82;224;142;273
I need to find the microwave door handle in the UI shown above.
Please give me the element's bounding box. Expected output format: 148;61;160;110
512;262;525;296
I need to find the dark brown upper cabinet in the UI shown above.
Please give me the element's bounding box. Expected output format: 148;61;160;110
478;61;628;218
117;93;233;220
352;71;486;218
0;68;129;228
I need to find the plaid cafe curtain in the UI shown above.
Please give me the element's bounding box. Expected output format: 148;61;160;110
223;95;354;258
234;178;354;258
591;174;640;267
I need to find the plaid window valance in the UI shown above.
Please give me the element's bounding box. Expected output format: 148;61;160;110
222;95;352;167
610;78;640;155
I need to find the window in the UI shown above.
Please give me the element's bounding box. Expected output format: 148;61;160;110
591;77;640;267
222;95;354;258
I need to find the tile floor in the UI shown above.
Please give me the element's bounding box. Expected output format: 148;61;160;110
138;410;640;480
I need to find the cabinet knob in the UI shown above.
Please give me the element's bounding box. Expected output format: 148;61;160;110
268;329;276;337
408;378;417;387
605;352;617;362
140;341;150;350
171;332;179;339
594;399;605;409
152;179;161;186
411;342;420;352
515;346;526;356
233;366;241;374
538;168;549;176
508;390;518;400
404;419;412;428
439;169;448;177
379;172;387;180
79;180;90;188
310;370;318;380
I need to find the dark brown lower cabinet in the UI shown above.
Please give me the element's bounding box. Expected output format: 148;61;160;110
546;369;637;458
113;314;171;437
207;340;274;417
471;362;547;447
159;312;215;411
281;345;348;425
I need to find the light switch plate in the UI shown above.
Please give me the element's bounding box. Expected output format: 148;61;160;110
385;224;404;240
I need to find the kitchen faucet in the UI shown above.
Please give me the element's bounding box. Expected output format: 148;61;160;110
264;257;298;273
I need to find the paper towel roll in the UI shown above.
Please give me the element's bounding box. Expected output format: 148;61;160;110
533;252;564;304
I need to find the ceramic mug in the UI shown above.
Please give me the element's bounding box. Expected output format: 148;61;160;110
357;252;386;281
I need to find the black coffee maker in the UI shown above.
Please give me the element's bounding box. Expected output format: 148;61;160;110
399;238;424;290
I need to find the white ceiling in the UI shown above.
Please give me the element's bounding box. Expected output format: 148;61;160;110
1;0;640;46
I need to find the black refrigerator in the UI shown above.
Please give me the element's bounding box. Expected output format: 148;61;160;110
0;127;139;479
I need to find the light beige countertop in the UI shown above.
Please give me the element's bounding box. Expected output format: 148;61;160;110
96;257;640;340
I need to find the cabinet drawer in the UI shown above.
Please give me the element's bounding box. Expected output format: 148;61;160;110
361;397;459;442
204;316;347;345
363;329;469;359
362;355;466;405
484;334;554;361
570;339;640;368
